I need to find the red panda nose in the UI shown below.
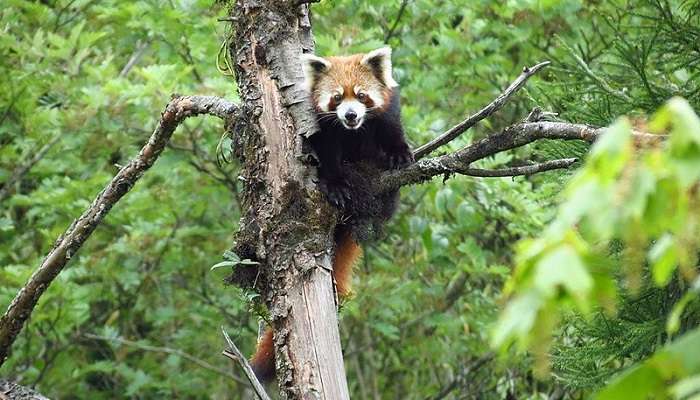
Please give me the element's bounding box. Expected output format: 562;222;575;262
345;111;357;121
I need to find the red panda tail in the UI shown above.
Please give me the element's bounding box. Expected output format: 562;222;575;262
250;328;275;383
333;226;363;299
248;226;361;383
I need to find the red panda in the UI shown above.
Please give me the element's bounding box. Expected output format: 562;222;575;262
249;46;412;383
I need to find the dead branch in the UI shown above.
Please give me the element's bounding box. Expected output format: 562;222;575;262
119;39;151;78
459;158;578;177
381;121;664;191
0;95;237;367
413;61;551;160
83;333;247;385
221;327;272;400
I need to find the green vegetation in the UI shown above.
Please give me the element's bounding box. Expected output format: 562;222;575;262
1;0;699;398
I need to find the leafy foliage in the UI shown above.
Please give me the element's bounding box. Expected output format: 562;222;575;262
1;1;250;398
1;0;699;399
493;99;700;384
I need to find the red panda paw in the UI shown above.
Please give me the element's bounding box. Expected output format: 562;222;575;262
387;148;414;169
319;179;352;209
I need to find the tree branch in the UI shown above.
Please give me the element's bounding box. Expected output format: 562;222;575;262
384;0;409;43
461;158;578;177
427;353;495;400
381;121;664;191
83;333;247;385
413;61;551;160
119;39;151;78
0;95;237;367
221;327;272;400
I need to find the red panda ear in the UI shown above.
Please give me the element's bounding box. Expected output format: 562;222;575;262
361;47;399;88
301;53;331;91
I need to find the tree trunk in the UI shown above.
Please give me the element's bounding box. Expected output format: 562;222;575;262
228;2;350;399
0;380;49;400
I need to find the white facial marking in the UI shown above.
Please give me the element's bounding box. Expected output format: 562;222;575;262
354;85;385;110
317;87;343;112
366;87;384;109
318;92;331;112
336;99;367;130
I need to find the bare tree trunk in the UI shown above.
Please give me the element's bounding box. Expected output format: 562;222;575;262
0;380;49;400
228;2;350;399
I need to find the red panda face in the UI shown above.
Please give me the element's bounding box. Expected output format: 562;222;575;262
301;47;398;131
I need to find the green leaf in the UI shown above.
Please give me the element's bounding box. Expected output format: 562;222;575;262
534;245;593;310
491;291;543;349
667;277;700;335
648;234;678;286
210;260;237;271
586;118;633;183
595;363;668;400
210;258;259;271
670;374;700;400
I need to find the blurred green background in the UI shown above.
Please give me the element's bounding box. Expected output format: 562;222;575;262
1;1;699;399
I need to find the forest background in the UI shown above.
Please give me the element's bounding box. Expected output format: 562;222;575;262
1;0;700;399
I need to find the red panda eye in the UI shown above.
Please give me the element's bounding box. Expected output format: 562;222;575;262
357;92;366;101
333;94;342;102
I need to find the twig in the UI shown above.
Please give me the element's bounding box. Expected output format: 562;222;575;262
221;326;272;400
381;121;664;191
0;86;27;127
0;135;63;203
83;333;247;385
384;0;409;43
461;158;578;177
428;353;495;400
119;40;151;78
0;95;237;367
413;61;551;160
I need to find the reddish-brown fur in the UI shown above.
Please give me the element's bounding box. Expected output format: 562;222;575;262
333;227;363;299
249;229;362;383
249;328;275;382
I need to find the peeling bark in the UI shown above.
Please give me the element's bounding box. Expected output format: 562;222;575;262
0;380;49;400
228;2;350;399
